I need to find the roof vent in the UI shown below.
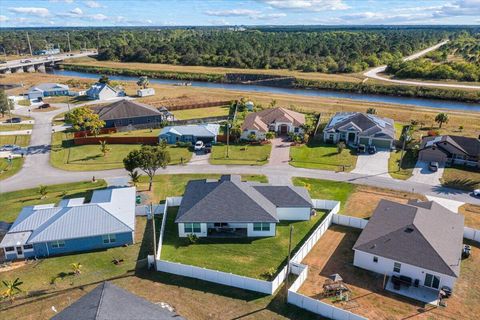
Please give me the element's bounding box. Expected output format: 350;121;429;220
405;227;414;233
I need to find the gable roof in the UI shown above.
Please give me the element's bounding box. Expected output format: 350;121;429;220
160;124;220;137
353;199;464;277
0;187;136;247
92;99;161;121
420;135;480;157
175;175;312;223
324;112;395;140
28;83;69;93
52;282;184;320
86;82;117;96
242;107;305;132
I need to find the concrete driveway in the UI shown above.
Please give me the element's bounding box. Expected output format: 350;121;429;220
352;150;390;177
408;161;444;186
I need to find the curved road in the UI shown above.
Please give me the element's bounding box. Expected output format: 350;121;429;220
1;102;479;206
364;40;480;90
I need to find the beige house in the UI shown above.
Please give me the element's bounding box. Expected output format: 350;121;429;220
241;107;305;140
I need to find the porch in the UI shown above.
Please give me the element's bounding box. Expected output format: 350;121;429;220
385;277;439;306
207;227;248;238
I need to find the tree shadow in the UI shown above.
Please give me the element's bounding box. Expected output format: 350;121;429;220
441;178;479;191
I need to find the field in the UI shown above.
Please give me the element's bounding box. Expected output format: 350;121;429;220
0;158;23;181
290;142;358;172
298;225;480;320
0;135;31;147
459;204;480;229
210;143;271;165
171;106;230;120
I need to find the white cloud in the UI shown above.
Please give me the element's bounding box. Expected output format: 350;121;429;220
84;1;103;8
146;19;153;24
49;0;75;3
8;7;50;17
260;0;349;11
90;13;107;20
70;7;83;16
0;15;9;22
433;0;480;17
205;9;261;17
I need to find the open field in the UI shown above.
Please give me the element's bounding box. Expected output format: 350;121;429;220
459;204;480;229
50;132;192;171
441;166;480;191
162;207;327;279
290;142;357;172
0;135;30;147
293;178;355;211
0;158;23;181
298;225;480;320
172;105;230;120
210;143;271;165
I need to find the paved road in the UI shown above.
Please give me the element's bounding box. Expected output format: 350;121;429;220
364;40;480;90
1;51;96;70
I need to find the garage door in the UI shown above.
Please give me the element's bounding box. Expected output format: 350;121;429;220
359;137;369;145
371;139;391;149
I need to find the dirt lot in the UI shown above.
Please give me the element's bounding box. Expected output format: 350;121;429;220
343;186;427;218
459;204;480;229
298;225;480;320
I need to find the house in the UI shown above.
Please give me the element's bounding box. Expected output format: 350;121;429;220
175;175;313;238
241;107;305;140
52;282;184;320
86;82;123;100
137;87;155;97
27;83;69;100
323;112;395;149
92;99;168;128
418;135;480;167
245;101;254;111
353;199;464;298
0;187;136;261
159;123;220;144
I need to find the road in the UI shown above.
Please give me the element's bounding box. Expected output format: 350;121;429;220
0;51;96;70
364;40;480;90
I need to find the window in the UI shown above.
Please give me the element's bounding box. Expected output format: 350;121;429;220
373;256;378;263
51;240;65;248
329;134;335;140
393;262;401;273
184;223;201;233
424;273;440;289
294;127;299;133
23;244;34;250
253;223;270;231
5;247;14;252
102;234;117;244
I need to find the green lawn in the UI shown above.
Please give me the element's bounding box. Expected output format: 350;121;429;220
50;132;192;171
17;99;31;107
388;149;416;180
0;157;23;181
172;106;230;120
0;123;34;132
210;143;271;165
394;123;405;140
441;166;480;191
290;141;357;172
100;128;162;137
0;135;31;147
161;207;326;279
0;180;107;223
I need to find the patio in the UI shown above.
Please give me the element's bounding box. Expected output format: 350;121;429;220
385;278;439;306
207;228;248;238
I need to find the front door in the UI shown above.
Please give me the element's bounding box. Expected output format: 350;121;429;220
424;273;440;289
279;124;288;135
16;246;24;259
348;132;356;143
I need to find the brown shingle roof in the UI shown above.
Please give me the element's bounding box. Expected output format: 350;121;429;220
241;107;305;132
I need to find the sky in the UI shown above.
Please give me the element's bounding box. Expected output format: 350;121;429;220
0;0;479;27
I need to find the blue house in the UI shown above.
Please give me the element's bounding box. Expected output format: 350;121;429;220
159;124;220;144
27;83;70;100
0;187;136;261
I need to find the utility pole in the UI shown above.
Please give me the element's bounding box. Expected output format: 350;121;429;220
26;32;33;56
66;32;71;53
399;125;410;171
226;122;230;158
151;203;157;264
285;225;294;299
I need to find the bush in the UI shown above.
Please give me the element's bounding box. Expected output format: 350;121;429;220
427;129;440;136
265;131;275;139
187;233;198;244
176;141;192;148
261;267;277;280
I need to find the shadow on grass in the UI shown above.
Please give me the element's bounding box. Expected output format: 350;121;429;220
441;178;479;191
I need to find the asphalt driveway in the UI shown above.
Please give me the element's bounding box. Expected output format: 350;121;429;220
408;161;444;186
352;150;390;177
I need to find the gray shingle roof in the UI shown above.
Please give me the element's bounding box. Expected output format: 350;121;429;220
175;175;312;223
420;135;480;158
93;99;162;121
324;112;395;140
353;199;464;277
52;282;184;320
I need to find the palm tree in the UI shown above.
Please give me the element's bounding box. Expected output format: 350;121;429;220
137;76;149;89
99;140;111;157
71;263;82;275
38;185;48;199
2;278;23;301
366;108;377;114
129;170;141;186
435;113;449;128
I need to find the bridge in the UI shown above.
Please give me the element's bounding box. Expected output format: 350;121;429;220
0;51;96;74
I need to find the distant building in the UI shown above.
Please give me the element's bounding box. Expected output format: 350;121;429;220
137;88;155;97
86;82;123;100
27;83;69;100
0;187;136;260
159;124;220;144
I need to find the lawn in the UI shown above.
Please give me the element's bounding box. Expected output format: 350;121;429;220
394;122;405;140
441;165;480;191
290;142;357;172
0;135;30;147
0;157;23;181
99;128;162;137
388;149;416;180
210;143;271;165
161;207;327;279
459;204;480;229
50;132;192;171
0;123;34;132
172;106;230;120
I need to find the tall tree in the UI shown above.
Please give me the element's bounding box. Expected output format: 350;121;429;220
0;89;12;117
435;113;449;128
123;145;171;191
137;76;149;89
98;75;110;84
65;107;105;132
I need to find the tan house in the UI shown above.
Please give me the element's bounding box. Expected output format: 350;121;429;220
418;135;480;167
241;107;305;140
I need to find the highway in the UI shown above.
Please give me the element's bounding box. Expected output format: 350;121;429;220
0;51;97;70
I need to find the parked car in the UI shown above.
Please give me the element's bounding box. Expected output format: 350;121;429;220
368;145;377;154
6;117;21;123
473;189;480;198
204;143;212;153
357;144;366;153
428;161;439;172
39;103;51;109
194;140;204;151
0;144;21;152
21;59;32;63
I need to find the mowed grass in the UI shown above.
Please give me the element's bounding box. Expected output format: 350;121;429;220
100;128;162;137
0;135;31;147
441;165;480;191
0;157;23;181
172;106;230;120
210;143;271;165
50;132;192;171
0;123;34;132
161;207;326;279
388;149;416;180
290;141;357;172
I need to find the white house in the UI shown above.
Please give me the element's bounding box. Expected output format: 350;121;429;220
27;83;70;100
353;199;464;300
86;82;123;100
137;88;155;97
241;107;305;140
175;175;313;238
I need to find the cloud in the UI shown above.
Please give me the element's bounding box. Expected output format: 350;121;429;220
205;9;261;17
433;0;480;17
49;0;75;3
8;7;50;17
0;15;9;22
70;7;83;16
84;1;103;8
260;0;349;11
90;13;107;21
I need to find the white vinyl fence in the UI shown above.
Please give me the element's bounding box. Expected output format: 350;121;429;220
135;204;165;216
464;227;480;242
332;214;368;229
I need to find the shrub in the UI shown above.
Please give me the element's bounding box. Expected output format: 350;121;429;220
187;234;198;244
261;267;277;280
427;129;440;136
265;131;275;140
